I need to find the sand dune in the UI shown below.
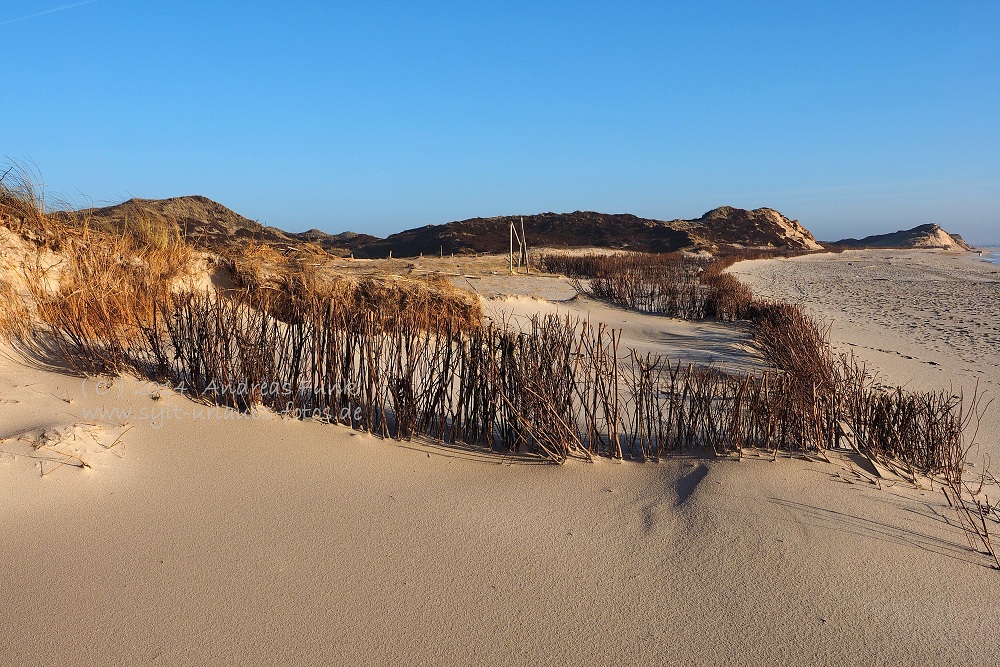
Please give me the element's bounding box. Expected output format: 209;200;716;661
2;250;999;665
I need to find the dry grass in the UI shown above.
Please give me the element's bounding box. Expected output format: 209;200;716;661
2;168;989;508
5;207;978;473
221;242;482;331
70;198;186;254
1;162;191;371
0;160;58;247
0;279;30;342
25;233;185;373
4;164;995;563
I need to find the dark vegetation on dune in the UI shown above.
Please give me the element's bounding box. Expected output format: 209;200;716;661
46;190;826;258
355;206;821;258
53;195;380;257
1;161;997;567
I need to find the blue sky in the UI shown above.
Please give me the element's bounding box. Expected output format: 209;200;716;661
2;1;997;243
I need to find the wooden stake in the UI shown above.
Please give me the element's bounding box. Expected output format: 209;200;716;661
511;223;524;268
510;221;514;274
520;216;529;274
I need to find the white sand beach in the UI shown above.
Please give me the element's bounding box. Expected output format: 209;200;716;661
731;249;1000;462
2;249;999;666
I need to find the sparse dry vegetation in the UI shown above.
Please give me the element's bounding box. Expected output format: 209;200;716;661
539;248;991;509
136;297;848;462
1;161;191;372
222;241;483;330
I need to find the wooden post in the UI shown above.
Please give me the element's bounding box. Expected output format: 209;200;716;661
511;222;523;268
510;221;514;274
520;216;529;274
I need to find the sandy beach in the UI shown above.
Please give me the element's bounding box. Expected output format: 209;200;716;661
2;249;999;666
731;249;1000;462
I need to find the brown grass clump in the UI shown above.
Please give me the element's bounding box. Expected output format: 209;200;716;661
26;230;191;373
0;160;57;247
75;199;187;254
0;162;189;371
220;243;482;332
342;274;482;331
226;241;287;284
1;208;190;373
0;279;30;341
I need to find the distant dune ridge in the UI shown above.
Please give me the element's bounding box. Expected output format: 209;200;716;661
354;206;824;257
832;223;973;250
56;196;379;255
59;195;972;257
69;198;823;256
56;195;280;251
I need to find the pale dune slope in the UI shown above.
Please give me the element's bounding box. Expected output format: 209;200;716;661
1;340;999;666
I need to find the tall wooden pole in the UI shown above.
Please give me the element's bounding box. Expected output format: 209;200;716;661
509;221;514;274
520;216;529;274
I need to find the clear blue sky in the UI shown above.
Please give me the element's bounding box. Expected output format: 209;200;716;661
2;1;997;243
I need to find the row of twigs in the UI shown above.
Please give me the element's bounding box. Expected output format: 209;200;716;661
23;273;979;473
33;286;845;462
15;241;984;472
538;250;780;321
541;251;985;473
